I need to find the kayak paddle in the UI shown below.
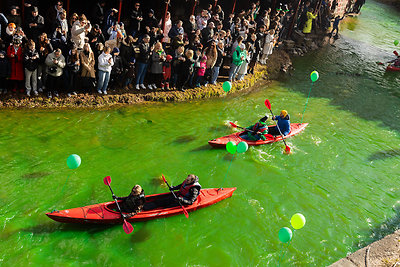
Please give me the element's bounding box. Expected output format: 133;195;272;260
264;99;291;154
162;174;189;219
103;176;134;234
229;122;260;134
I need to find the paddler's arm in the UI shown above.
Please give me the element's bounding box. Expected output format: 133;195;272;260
170;183;183;191
178;187;200;205
114;196;127;200
258;129;267;140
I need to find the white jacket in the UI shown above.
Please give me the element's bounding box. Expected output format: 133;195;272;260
71;20;92;49
98;52;114;72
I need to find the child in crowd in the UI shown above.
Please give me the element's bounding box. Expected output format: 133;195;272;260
124;57;136;88
149;42;165;89
66;47;80;97
181;49;195;90
110;47;123;87
195;55;207;87
0;51;10;94
162;55;172;90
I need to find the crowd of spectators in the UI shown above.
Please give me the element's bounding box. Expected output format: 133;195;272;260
0;0;361;98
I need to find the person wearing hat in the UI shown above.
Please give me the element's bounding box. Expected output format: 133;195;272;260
3;23;16;48
143;9;158;32
6;6;21;28
114;185;145;217
25;6;44;42
7;35;24;92
243;115;269;141
103;8;118;37
268;110;291;136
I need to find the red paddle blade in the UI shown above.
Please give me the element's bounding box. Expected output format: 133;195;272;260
162;174;166;183
123;220;134;234
103;176;111;186
229;122;238;128
284;146;291;154
183;208;189;218
264;99;271;110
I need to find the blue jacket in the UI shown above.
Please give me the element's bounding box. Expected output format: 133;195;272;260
274;115;291;136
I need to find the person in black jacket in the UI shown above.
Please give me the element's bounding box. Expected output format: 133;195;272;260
0;50;10;94
25;7;45;42
23;39;40;96
129;1;143;37
142;9;158;32
179;49;195;91
135;34;152;90
91;0;106;29
115;185;145;217
110;47;123;87
65;46;80;96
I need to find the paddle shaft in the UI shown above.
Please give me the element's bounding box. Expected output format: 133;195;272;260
162;176;189;218
233;124;260;134
106;184;127;221
269;110;289;148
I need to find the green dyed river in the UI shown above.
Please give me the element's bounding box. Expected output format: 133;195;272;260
1;1;400;265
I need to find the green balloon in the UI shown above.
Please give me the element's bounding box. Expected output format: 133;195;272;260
290;213;306;230
226;141;237;154
278;227;293;243
237;141;248;153
222;81;232;92
67;154;81;169
395;40;399;46
310;71;319;82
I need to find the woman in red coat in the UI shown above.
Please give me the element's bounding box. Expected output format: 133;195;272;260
7;36;24;92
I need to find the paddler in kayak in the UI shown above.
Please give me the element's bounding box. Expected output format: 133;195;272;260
388;51;400;67
114;185;145;217
170;174;202;205
144;174;202;210
242;115;269;141
268;110;291;136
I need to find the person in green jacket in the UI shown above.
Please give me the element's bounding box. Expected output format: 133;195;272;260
303;8;318;34
242;116;269;141
228;43;246;81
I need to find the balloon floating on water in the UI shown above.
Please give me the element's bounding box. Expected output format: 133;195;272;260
67;154;81;169
394;40;399;46
237;141;248;153
290;213;306;230
278;227;293;243
310;71;319;82
226;141;237;154
222;81;232;92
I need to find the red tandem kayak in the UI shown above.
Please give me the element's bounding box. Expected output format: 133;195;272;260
208;123;308;147
46;188;236;224
386;65;400;72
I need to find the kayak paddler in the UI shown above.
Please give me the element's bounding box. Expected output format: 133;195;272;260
171;174;202;205
114;185;145;217
268;110;291;136
243;115;269;141
144;174;202;210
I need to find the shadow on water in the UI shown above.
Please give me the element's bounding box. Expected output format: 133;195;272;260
173;135;197;144
367;149;400;161
22;172;51;179
130;223;151;243
190;144;213;152
357;206;400;249
19;221;114;235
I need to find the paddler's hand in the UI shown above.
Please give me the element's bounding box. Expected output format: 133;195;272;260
112;195;117;200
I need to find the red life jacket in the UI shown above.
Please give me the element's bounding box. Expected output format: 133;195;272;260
179;182;202;198
252;122;267;133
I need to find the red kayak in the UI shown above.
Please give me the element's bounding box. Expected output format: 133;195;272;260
46;188;236;224
386;65;400;72
208;123;308;148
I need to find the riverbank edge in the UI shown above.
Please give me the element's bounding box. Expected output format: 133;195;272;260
375;0;400;10
0;49;291;110
329;229;400;266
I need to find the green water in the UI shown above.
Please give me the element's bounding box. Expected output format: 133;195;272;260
1;1;400;266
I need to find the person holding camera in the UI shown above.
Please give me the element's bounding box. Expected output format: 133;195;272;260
7;35;24;93
23;39;40;96
45;48;65;98
71;14;92;49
